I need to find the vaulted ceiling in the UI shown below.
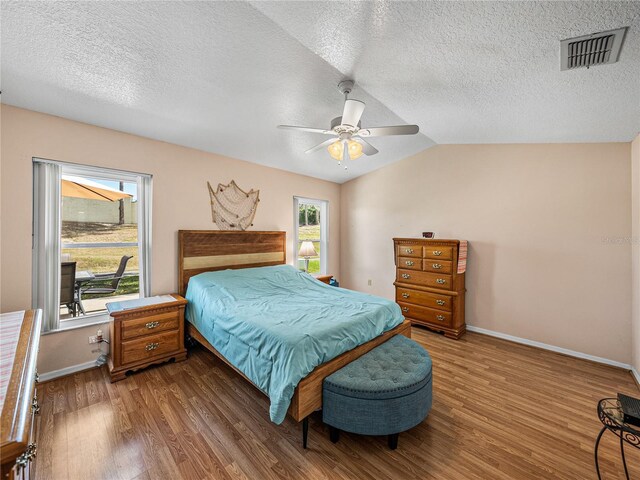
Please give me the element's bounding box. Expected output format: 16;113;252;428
2;1;639;183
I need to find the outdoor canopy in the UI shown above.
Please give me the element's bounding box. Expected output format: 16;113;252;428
61;175;132;202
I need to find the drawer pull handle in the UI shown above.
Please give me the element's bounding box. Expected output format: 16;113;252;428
16;443;37;469
405;248;414;254
145;342;159;351
436;300;446;306
433;251;443;256
401;273;411;279
432;263;442;269
32;397;40;415
402;307;409;313
35;370;39;383
436;279;446;284
405;260;414;266
145;321;160;329
402;293;410;299
436;315;445;321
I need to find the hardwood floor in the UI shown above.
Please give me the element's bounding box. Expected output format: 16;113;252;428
34;327;640;479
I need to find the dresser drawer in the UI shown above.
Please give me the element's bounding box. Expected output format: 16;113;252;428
397;256;422;270
398;302;452;326
397;269;453;290
396;245;422;258
121;330;181;365
423;259;453;274
121;311;180;340
423;246;454;260
396;288;452;312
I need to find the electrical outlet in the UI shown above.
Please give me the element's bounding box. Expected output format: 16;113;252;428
88;335;98;344
367;279;372;286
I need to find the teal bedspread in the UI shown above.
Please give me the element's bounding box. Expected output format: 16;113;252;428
185;264;404;424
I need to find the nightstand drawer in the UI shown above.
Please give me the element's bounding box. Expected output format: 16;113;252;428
121;311;180;340
121;330;180;365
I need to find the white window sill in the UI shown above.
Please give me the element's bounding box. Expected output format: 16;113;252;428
43;312;112;334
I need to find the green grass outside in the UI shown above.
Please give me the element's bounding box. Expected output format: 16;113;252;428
62;221;140;296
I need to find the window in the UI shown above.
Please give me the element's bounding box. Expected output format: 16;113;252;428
294;197;328;275
33;159;152;332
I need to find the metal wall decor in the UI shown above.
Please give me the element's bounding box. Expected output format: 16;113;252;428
208;180;260;231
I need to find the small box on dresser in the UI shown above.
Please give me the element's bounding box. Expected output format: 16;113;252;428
108;294;188;382
393;238;467;339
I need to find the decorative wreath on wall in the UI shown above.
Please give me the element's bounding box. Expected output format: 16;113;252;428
208;180;260;231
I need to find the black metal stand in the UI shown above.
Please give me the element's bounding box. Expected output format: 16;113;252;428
302;417;309;449
595;398;640;480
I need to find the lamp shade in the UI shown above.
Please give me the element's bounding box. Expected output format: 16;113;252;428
298;241;317;258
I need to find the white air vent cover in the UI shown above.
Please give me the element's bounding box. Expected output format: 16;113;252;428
561;27;627;70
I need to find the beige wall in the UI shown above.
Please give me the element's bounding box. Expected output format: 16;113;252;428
0;105;341;373
340;143;632;364
632;134;640;373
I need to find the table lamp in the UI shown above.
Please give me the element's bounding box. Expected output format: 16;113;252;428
298;241;317;273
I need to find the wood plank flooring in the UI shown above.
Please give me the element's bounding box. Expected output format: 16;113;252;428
33;328;640;479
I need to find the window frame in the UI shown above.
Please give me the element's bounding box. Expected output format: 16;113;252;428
293;196;328;275
32;158;153;332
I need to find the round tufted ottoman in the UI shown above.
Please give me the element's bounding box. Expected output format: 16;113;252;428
322;335;432;450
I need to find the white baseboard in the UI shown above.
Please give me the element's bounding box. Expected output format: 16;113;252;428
466;325;632;370
632;367;640;387
38;360;98;382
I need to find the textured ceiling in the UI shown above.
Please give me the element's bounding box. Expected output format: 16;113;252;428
2;2;639;183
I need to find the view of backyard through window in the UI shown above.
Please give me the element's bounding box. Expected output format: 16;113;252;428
297;202;321;274
60;175;140;319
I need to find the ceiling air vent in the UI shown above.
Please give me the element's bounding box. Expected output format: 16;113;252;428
560;27;627;70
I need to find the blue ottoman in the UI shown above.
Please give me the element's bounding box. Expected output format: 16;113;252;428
322;335;432;449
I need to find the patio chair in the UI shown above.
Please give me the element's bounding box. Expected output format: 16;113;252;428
78;255;133;313
60;261;78;316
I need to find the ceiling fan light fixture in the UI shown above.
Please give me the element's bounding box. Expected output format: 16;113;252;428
348;140;363;159
328;140;343;161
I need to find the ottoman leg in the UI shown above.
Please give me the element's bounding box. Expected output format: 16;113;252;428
302;417;309;449
329;426;340;443
388;433;399;450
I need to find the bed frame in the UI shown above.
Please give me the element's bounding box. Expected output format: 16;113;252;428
178;230;411;441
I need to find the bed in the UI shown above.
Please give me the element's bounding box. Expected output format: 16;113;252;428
178;230;411;439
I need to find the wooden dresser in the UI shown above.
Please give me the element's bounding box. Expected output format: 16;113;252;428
394;239;467;339
1;310;42;480
108;294;187;382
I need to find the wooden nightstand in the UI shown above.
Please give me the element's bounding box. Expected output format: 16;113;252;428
107;294;187;382
314;274;333;285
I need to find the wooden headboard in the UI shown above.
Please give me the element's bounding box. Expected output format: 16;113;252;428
178;230;287;295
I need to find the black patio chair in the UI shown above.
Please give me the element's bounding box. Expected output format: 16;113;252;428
78;255;133;313
60;261;78;316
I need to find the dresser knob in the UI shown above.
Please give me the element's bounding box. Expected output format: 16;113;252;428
15;443;37;470
402;307;409;313
405;260;414;266
405;248;413;254
145;321;160;329
401;273;411;279
433;251;442;256
432;263;442;269
402;293;409;299
436;315;445;321
145;342;159;351
436;279;446;284
436;300;446;306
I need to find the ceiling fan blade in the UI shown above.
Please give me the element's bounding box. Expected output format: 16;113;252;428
278;125;333;135
341;99;365;127
358;125;419;137
356;138;379;155
305;137;338;154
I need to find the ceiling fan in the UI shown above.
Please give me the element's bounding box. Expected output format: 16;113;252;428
278;80;419;166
